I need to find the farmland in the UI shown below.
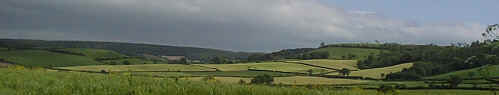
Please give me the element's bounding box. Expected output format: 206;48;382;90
195;62;333;74
55;48;126;59
327;63;414;79
428;64;499;79
56;64;216;72
0;68;494;95
291;59;359;70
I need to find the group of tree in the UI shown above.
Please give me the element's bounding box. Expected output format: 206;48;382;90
368;24;499;80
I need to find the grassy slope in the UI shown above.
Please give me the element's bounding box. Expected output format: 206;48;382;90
56;64;216;72
274;76;370;85
293;59;358;70
428;64;499;79
196;62;333;74
0;50;102;67
328;63;414;79
0;68;493;95
101;58;161;65
56;48;125;59
133;71;295;77
308;47;382;60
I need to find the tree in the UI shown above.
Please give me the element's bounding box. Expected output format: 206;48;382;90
251;74;274;84
123;60;131;65
307;69;314;76
211;56;228;64
447;75;463;88
338;68;351;76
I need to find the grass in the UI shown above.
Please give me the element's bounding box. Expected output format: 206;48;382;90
308;47;382;60
328;63;414;79
196;62;333;74
0;50;102;67
56;48;126;59
101;58;162;65
0;68;494;95
292;59;359;70
56;64;216;72
274;76;371;85
133;71;295;77
428;64;499;79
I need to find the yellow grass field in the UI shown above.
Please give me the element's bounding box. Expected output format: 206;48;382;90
328;63;414;79
196;62;333;74
57;64;216;72
292;59;359;70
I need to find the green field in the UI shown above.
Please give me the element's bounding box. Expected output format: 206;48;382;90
428;64;499;79
274;76;370;85
56;48;126;59
133;71;295;77
0;50;102;67
0;65;495;95
101;58;162;65
56;64;216;72
308;47;382;60
328;63;414;79
196;62;333;74
293;59;359;70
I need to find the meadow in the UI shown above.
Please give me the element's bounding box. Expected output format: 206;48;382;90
55;48;126;59
327;63;414;79
0;68;494;95
428;64;499;79
291;59;359;70
56;64;216;72
195;62;332;74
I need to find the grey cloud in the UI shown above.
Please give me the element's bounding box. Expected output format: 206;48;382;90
0;0;485;52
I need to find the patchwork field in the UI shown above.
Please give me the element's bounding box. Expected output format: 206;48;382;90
133;71;295;77
308;47;382;60
292;59;359;70
428;64;499;79
0;50;102;67
196;62;333;74
56;64;216;72
274;76;370;85
55;48;126;59
328;63;414;79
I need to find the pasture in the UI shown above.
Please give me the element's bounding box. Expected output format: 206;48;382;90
196;62;333;74
328;63;414;79
292;59;359;70
56;64;216;72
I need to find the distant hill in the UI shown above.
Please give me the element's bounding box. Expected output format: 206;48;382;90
307;47;382;60
0;39;252;60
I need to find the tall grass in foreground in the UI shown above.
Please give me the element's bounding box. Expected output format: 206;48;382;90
0;68;493;95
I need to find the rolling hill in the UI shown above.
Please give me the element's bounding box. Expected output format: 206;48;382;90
307;47;382;60
0;50;102;67
0;39;253;60
427;64;499;79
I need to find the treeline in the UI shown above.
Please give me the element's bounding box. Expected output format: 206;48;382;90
246;48;332;62
357;41;499;80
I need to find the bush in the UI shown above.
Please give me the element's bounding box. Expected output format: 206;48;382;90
251;74;274;84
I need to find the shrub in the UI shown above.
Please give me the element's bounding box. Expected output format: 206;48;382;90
251;74;274;84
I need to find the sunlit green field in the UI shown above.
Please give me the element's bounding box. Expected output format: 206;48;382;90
0;68;493;95
133;71;294;77
292;59;359;70
56;64;216;72
0;50;102;67
327;63;414;79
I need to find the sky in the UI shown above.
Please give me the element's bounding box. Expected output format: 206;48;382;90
0;0;495;52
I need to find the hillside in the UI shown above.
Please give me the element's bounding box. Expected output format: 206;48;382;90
0;50;102;67
428;64;499;79
0;39;252;60
327;63;414;79
54;48;126;59
308;47;382;60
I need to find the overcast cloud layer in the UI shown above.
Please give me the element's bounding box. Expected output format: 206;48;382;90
0;0;485;52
